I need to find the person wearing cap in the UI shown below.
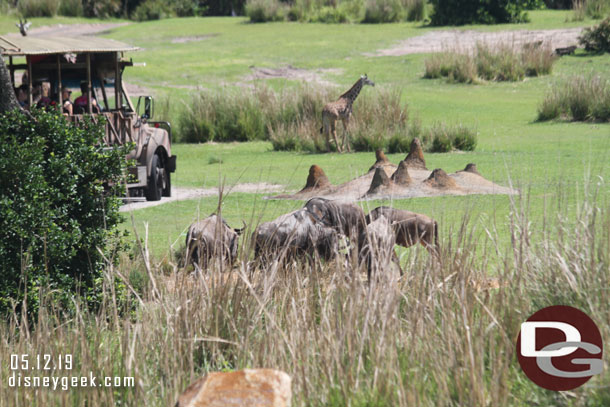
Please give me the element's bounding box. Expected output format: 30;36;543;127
62;87;73;115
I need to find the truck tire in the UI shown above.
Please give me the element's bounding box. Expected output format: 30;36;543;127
162;171;171;197
145;154;163;201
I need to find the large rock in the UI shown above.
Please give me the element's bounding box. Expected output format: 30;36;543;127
423;168;458;189
300;164;331;192
368;149;392;172
403;138;427;170
459;163;481;176
391;160;412;186
366;167;391;195
175;369;291;407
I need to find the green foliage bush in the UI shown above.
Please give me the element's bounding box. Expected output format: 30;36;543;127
0;109;127;314
247;0;426;23
58;0;83;16
17;0;60;17
537;74;610;122
245;0;285;22
132;0;175;20
579;17;610;53
82;0;121;18
429;0;530;25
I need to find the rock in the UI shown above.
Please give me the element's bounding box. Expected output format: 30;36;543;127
300;165;331;192
423;168;458;189
175;368;292;407
368;149;391;172
391;160;412;186
460;163;481;176
366;167;391;195
403;138;427;170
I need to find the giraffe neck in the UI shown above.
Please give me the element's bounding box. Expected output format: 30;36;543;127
339;78;364;105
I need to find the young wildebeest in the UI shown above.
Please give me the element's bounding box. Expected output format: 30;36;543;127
253;209;338;266
358;215;402;282
185;214;245;270
366;206;439;257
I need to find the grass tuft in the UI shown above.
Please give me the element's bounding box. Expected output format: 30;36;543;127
537;74;610;122
424;42;557;84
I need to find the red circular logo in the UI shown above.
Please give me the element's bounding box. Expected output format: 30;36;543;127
516;305;603;391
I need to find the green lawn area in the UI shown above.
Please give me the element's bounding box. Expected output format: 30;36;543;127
95;11;609;256
2;12;607;257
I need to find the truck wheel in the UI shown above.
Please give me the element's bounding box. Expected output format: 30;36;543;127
145;154;163;201
162;171;171;197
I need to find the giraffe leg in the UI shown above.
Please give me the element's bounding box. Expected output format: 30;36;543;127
342;118;351;152
331;120;341;153
322;117;331;152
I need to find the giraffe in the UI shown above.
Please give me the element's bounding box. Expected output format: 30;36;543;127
321;74;375;153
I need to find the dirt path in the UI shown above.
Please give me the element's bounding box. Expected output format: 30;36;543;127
24;22;129;37
372;27;583;56
120;183;284;212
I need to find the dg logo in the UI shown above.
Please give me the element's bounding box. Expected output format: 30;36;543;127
516;305;604;391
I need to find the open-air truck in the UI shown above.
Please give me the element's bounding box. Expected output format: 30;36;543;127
0;35;176;201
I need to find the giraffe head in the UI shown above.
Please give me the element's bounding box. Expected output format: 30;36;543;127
361;74;375;87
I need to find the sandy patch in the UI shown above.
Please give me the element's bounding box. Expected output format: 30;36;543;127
17;22;129;37
244;65;342;87
171;34;219;44
120;183;284;212
268;149;516;201
372;27;583;56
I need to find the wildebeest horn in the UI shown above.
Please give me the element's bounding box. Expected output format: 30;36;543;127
234;220;247;235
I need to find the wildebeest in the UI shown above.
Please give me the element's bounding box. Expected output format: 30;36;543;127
185;214;245;269
366;206;439;256
358;215;402;282
253;209;338;266
304;197;366;240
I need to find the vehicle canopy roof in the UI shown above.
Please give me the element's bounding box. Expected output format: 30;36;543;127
0;35;138;56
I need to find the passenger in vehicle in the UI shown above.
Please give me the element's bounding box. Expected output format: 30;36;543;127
16;84;28;108
62;87;73;115
36;83;53;110
74;82;100;114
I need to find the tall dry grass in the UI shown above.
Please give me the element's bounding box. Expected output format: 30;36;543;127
424;42;557;83
1;180;609;406
538;74;610;121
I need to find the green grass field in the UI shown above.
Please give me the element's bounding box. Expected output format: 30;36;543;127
87;11;610;256
2;12;610;406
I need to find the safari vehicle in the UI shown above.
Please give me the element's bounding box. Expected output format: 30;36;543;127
0;35;176;201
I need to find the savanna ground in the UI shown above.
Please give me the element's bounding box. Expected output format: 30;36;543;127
1;9;610;406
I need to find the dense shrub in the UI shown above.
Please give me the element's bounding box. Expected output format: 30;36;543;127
585;0;610;19
0;109;127;315
363;0;403;23
17;0;60;17
429;123;478;152
132;0;175;20
537;74;610;121
248;0;427;23
429;0;530;25
579;17;610;53
245;0;285;22
58;0;83;16
82;0;121;18
425;42;556;83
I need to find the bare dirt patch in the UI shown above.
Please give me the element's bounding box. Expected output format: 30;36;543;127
268;144;516;201
171;34;219;44
120;183;284;212
244;65;342;87
373;28;583;56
